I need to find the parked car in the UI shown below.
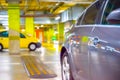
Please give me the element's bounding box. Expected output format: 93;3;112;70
0;30;41;51
60;0;120;80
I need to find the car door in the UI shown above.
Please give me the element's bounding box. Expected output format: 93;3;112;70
68;1;105;80
20;33;28;48
89;0;120;80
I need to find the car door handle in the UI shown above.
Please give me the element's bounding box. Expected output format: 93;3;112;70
93;37;100;45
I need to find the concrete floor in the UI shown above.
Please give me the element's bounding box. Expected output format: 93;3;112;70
0;46;62;80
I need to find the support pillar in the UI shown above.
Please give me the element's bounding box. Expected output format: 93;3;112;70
25;17;34;37
47;28;51;44
57;23;64;45
8;4;20;54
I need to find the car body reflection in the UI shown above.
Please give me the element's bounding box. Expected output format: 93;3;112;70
60;0;120;80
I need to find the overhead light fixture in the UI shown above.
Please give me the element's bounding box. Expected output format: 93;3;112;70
59;10;65;13
37;27;39;29
0;15;8;18
56;3;59;6
21;29;25;32
54;31;58;34
55;16;60;20
41;25;44;27
35;26;40;29
0;17;8;20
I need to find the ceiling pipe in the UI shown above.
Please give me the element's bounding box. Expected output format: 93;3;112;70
50;2;64;13
24;0;29;10
0;4;4;10
20;14;58;18
40;0;92;3
23;0;32;15
36;0;40;8
6;0;21;3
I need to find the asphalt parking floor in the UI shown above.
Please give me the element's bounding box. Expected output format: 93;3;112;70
0;45;62;80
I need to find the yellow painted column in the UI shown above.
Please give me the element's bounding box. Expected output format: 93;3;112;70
57;23;64;45
25;17;35;37
47;29;51;44
8;4;20;54
47;28;54;44
43;29;47;43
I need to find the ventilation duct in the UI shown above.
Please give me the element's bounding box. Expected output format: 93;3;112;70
6;0;21;3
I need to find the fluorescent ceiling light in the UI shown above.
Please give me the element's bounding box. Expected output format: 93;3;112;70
0;15;8;17
35;26;41;29
56;3;59;5
21;29;25;32
41;25;44;27
0;18;8;20
55;16;60;20
59;10;65;13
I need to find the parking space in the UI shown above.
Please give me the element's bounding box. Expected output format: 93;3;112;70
0;45;62;80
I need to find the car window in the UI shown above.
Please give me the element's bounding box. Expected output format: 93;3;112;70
20;33;25;38
0;31;8;37
76;12;85;25
0;31;26;38
102;0;120;24
81;1;102;25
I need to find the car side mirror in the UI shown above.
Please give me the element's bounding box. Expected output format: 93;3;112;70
106;8;120;24
64;24;75;33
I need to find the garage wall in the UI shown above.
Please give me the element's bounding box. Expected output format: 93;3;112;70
60;6;85;22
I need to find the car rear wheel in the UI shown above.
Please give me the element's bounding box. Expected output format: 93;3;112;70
61;52;74;80
28;43;37;51
0;44;3;51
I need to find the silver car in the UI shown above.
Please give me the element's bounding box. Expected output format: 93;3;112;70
60;0;120;80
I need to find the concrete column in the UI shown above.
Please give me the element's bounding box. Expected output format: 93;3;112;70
43;28;47;43
25;17;34;37
49;28;54;43
47;28;51;44
8;4;20;54
43;27;54;44
57;23;64;45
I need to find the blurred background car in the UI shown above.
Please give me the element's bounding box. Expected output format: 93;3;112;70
60;0;120;80
0;30;41;51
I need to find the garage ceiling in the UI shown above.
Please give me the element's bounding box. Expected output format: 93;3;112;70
0;0;94;27
0;0;94;15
